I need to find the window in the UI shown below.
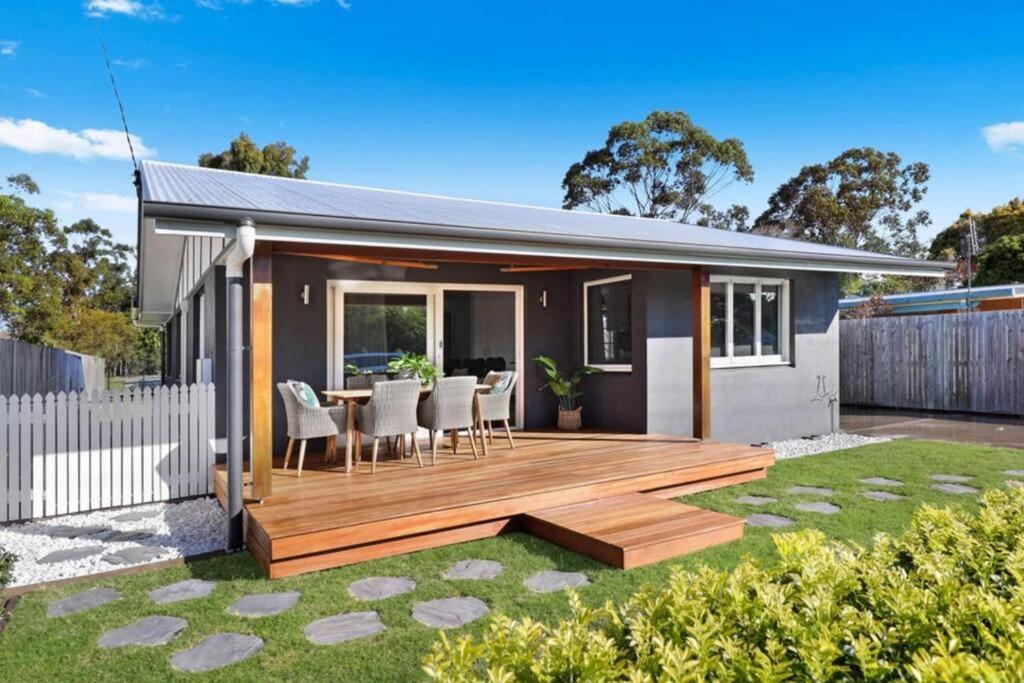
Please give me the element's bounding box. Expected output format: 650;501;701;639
584;274;632;371
710;276;790;368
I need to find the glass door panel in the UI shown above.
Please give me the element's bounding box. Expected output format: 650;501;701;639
343;293;429;380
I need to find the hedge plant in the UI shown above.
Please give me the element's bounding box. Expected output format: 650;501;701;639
424;488;1024;681
0;545;14;591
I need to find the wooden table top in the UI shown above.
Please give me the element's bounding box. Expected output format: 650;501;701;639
322;384;490;401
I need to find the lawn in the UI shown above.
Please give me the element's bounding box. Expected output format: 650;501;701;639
1;439;1022;682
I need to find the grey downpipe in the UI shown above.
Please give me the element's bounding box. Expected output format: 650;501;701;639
224;218;256;551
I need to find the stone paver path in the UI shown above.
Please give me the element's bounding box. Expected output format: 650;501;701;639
38;546;104;564
348;577;416;601
795;502;841;515
862;490;906;502
444;560;504;580
860;477;904;487
931;474;974;483
746;514;794;528
735;495;777;506
787;486;834;496
46;524;110;539
104;529;156;543
150;579;217;605
305;611;385;645
932;483;979;495
412;597;489;629
1004;470;1024;477
104;546;167;566
227;591;301;618
47;587;121;617
171;633;264;673
99;616;188;649
112;509;159;522
524;571;590;593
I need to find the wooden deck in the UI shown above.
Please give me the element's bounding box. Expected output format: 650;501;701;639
214;431;774;578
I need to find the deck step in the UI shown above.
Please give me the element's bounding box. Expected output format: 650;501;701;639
521;493;744;569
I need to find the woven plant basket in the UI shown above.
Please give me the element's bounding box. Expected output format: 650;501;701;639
557;407;583;431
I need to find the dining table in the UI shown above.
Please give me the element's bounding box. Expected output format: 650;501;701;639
322;383;492;472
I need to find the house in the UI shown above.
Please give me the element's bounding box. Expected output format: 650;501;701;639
135;161;948;571
840;283;1024;316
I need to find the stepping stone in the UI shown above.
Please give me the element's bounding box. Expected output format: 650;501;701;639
45;524;110;539
99;616;188;648
1007;480;1024;489
105;529;155;543
150;579;217;604
931;474;973;483
412;597;489;629
746;514;794;528
787;486;834;496
170;633;264;673
860;477;904;487
734;495;777;506
113;509;158;522
862;490;906;502
795;502;841;515
523;571;590;593
227;591;301;618
47;587;121;617
305;611;385;645
103;546;167;566
38;546;104;564
932;483;979;495
347;577;416;601
444;560;504;580
1004;470;1024;477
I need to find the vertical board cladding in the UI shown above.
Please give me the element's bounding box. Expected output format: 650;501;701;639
839;310;1024;416
0;384;217;523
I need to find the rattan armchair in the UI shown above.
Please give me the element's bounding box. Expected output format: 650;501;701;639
356;379;423;473
417;376;479;464
276;382;347;476
477;371;518;449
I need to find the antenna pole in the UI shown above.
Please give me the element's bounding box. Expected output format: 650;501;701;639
97;35;139;172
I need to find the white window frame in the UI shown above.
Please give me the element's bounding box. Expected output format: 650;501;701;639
583;274;633;372
710;275;790;369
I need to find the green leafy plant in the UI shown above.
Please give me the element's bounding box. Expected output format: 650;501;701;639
532;355;601;411
388;352;440;385
343;362;369;377
0;545;15;590
425;487;1024;681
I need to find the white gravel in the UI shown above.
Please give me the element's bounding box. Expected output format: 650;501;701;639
768;432;891;460
0;497;226;588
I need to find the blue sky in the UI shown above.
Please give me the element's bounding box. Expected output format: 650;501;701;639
2;0;1023;249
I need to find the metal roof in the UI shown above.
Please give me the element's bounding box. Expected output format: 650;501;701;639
840;283;1024;312
139;161;950;276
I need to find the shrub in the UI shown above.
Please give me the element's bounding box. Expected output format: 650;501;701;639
0;545;14;591
424;488;1024;681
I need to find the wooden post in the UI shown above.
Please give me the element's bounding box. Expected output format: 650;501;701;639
251;243;273;499
692;269;711;439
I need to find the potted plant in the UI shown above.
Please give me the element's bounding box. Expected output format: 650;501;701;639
388;351;440;385
533;355;601;430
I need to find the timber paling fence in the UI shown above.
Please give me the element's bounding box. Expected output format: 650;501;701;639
840;310;1024;416
0;384;216;523
0;338;105;396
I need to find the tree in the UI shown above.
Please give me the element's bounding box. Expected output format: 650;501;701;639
753;147;931;257
49;308;141;376
928;198;1024;261
974;234;1024;286
696;203;750;231
561;110;754;223
198;132;310;178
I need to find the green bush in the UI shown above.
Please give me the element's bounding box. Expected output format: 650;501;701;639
0;545;14;591
424;488;1024;681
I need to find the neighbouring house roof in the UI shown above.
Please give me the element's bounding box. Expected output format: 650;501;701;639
137;161;951;324
840;283;1024;314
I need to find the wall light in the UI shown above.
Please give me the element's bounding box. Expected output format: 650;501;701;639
301;284;311;305
539;289;548;308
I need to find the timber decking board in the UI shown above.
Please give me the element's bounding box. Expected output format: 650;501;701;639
213;431;773;576
522;493;745;569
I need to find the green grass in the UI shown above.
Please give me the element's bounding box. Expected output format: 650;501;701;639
2;439;1022;682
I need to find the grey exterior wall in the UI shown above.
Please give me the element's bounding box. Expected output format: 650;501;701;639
642;267;840;444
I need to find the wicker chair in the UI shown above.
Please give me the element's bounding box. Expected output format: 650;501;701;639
346;373;388;390
276;382;347;476
417;376;479;465
477;371;518;449
356;379;423;473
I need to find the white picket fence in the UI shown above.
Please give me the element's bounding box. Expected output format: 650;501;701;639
0;384;216;523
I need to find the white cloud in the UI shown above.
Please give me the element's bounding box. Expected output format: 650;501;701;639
0;40;17;57
0;118;156;161
25;88;46;99
112;57;148;69
983;121;1024;153
85;0;166;20
337;0;351;8
55;190;137;214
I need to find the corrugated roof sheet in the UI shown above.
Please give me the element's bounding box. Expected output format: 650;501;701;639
139;161;946;270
